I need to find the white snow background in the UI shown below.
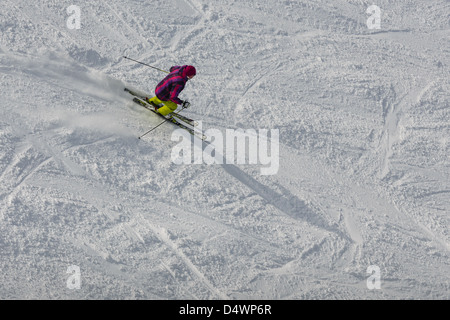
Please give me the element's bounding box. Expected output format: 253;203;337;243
0;0;449;299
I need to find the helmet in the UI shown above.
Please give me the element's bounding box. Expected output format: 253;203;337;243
184;65;196;78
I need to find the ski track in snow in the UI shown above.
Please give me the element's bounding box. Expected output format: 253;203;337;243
0;0;449;299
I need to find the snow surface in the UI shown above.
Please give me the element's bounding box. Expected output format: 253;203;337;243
0;0;449;300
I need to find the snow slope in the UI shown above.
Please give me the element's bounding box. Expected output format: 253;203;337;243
0;0;449;299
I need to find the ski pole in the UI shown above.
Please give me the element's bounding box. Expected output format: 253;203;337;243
138;120;166;139
123;56;169;74
138;104;190;140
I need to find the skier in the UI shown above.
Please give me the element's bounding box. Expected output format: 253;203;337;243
147;65;196;116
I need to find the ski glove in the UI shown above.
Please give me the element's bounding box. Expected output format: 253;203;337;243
181;101;191;109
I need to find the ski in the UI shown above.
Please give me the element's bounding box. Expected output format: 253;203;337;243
124;87;198;126
132;97;156;113
131;97;206;140
172;113;199;127
124;87;146;99
171;117;206;141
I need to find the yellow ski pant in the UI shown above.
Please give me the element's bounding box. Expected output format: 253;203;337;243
148;96;178;116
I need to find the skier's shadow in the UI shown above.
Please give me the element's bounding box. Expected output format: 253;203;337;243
220;163;343;237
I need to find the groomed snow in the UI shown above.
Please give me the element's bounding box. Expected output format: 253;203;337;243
0;0;448;299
